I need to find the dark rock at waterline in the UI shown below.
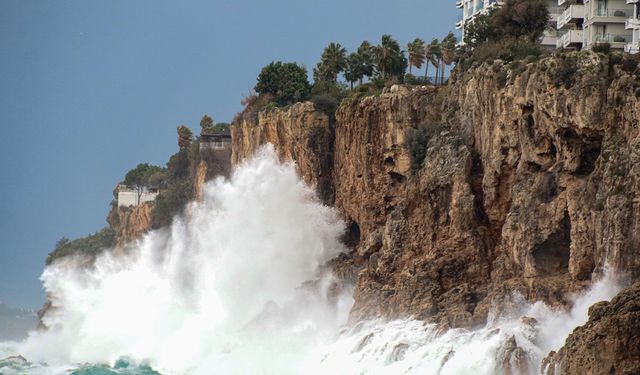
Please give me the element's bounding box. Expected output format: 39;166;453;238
542;282;640;375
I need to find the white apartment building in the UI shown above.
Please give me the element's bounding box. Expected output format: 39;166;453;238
457;0;639;53
456;0;503;44
625;0;640;53
456;0;560;48
555;0;634;50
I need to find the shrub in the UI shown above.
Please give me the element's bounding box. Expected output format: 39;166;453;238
311;94;341;120
620;55;640;73
310;80;348;120
151;179;194;228
46;228;116;265
613;35;626;43
404;74;431;85
552;54;578;88
405;123;444;173
467;38;544;66
592;43;611;54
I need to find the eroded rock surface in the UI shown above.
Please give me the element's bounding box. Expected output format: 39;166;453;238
543;282;640;375
231;52;640;330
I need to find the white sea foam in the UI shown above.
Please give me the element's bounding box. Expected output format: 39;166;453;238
3;145;623;375
17;146;351;374
304;271;621;375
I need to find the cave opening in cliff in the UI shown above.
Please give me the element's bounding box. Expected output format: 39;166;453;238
532;213;571;276
343;220;361;249
576;135;603;176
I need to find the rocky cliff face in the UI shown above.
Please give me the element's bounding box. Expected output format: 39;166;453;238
107;203;154;251
542;282;640;375
231;52;640;334
232;102;335;204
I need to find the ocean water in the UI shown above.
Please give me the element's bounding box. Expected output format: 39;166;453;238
0;146;622;375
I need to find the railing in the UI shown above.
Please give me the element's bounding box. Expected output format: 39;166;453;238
557;4;585;29
594;33;633;43
557;29;584;47
595;8;633;17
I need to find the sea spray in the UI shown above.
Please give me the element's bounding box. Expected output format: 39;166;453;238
0;145;625;375
17;145;352;374
304;270;622;375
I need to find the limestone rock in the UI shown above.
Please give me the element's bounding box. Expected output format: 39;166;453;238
231;52;640;329
542;282;640;375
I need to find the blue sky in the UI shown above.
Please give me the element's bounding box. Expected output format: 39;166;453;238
0;0;458;308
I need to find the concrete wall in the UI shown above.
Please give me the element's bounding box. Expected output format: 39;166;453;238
117;190;158;208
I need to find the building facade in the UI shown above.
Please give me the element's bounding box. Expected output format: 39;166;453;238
456;0;560;49
626;0;640;53
117;185;159;208
457;0;638;53
199;133;232;152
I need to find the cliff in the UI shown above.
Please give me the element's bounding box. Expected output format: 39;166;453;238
107;203;154;251
542;282;640;375
231;51;640;333
232;102;335;204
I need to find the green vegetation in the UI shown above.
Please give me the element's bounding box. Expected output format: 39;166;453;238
406;123;445;173
314;42;347;83
255;61;311;106
459;0;549;67
200;115;230;135
124;163;166;205
46;228;116;265
407;38;426;75
177;125;193;150
374;35;408;82
242;33;457;121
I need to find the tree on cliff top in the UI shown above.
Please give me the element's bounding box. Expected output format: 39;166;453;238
464;0;549;47
255;61;311;106
374;35;408;82
124;163;165;205
200;115;214;135
407;38;426;74
494;0;550;43
177;125;193;150
314;42;348;83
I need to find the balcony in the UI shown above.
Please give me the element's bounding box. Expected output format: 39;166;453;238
626;0;639;4
557;30;584;48
626;17;640;29
591;33;633;48
557;4;585;29
590;8;633;23
456;0;463;9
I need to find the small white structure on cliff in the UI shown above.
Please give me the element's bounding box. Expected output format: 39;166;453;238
200;132;232;151
116;184;159;208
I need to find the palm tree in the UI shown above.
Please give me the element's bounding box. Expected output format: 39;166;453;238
314;42;347;83
407;38;426;75
375;35;407;81
427;38;442;85
440;32;458;85
357;41;375;84
344;52;360;89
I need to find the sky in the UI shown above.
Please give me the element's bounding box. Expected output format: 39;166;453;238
0;0;458;309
